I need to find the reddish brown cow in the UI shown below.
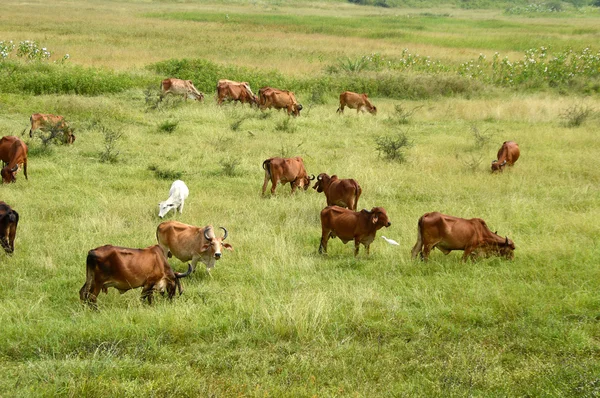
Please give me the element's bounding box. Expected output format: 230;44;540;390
312;173;362;211
217;81;257;106
79;244;192;308
0;201;18;254
156;222;233;273
0;136;28;184
258;87;302;116
411;212;515;262
337;91;377;115
319;206;391;256
491;141;520;172
161;78;204;101
29;113;75;144
262;157;315;195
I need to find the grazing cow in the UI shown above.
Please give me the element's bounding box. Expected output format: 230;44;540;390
491;141;520;172
319;206;391;256
156;222;233;273
258;87;302;116
411;212;515;262
160;78;204;102
337;91;377;115
29;113;75;144
217;80;257;106
158;180;189;218
262;157;315;195
0;201;18;254
0;136;28;184
79;244;192;307
312;173;362;211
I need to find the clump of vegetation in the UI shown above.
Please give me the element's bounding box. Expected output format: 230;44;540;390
560;104;595;127
505;2;562;14
219;158;241;177
157;119;179;134
30;120;74;147
470;125;492;149
148;164;184;180
144;86;183;111
0;40;69;63
375;131;412;162
458;153;484;172
98;126;122;163
275;118;297;134
230;115;252;131
280;141;304;158
386;103;423;125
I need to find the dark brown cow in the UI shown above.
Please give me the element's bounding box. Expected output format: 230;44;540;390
29;113;75;144
491;141;520;172
258;87;302;116
319;206;391;256
411;212;515;262
79;244;192;308
0;136;28;184
161;78;204;101
262;157;315;195
156;222;233;273
217;80;257;106
337;91;377;115
0;201;18;254
313;173;362;211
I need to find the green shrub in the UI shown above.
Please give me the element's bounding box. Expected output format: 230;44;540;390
98;125;122;163
219;158;241;177
157;119;179;134
375;132;412;162
560;104;595;127
148;164;184;180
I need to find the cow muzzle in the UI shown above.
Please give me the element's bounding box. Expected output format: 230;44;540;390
214;252;222;260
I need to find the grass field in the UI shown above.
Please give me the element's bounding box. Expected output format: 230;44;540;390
1;0;600;396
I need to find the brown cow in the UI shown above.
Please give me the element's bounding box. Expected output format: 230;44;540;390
319;206;391;256
337;91;377;115
161;78;204;102
312;173;362;211
156;222;232;273
217;80;257;106
491;141;520;172
262;157;315;195
29;113;75;144
79;244;192;308
0;136;28;184
411;212;515;262
258;87;302;116
0;201;18;254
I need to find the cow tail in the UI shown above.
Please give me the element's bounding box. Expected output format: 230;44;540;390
354;182;362;211
411;216;425;259
262;159;271;178
81;251;97;299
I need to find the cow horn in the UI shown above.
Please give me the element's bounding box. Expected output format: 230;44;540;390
317;174;322;181
220;226;228;240
309;174;315;181
505;236;509;245
10;165;18;172
501;160;507;166
492;160;497;164
204;227;212;241
175;263;193;279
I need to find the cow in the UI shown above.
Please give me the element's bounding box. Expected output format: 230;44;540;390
262;157;315;195
79;244;192;308
411;212;515;262
258;87;302;116
29;113;75;144
156;222;233;273
0;136;28;184
160;78;204;102
216;80;257;106
312;173;362;211
319;206;391;256
0;201;18;254
158;180;189;218
337;91;377;115
491;141;520;172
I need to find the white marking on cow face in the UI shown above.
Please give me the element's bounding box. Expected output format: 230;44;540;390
158;201;175;218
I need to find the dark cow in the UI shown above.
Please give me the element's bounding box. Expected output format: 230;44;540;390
0;201;18;254
161;78;204;102
216;80;257;106
312;173;362;211
491;141;520;172
258;87;302;116
79;244;192;308
337;91;377;115
319;206;391;256
411;212;515;262
29;113;75;144
0;136;28;184
262;157;315;195
156;222;233;273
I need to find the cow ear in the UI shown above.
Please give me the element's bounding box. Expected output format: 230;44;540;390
371;213;379;224
200;243;210;252
223;243;233;251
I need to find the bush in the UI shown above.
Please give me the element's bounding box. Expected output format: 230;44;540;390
375;132;412;162
219;158;241;177
98;126;122;163
148;165;184;180
157;119;179;134
560;104;595;127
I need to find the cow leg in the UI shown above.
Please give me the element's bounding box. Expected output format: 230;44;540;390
462;248;473;262
410;237;423;260
337;104;344;114
141;285;154;304
354;238;362;256
262;173;270;195
23;160;27;180
178;200;184;214
422;244;435;261
271;179;279;195
319;230;331;254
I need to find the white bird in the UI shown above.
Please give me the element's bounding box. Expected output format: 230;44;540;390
381;236;400;246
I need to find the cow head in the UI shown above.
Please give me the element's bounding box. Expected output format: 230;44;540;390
368;106;377;115
369;207;391;228
312;173;330;192
297;174;315;191
292;103;303;117
158;199;175;218
498;236;515;259
201;226;233;260
1;165;18;184
491;159;507;173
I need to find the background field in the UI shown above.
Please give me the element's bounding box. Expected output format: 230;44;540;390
0;0;599;396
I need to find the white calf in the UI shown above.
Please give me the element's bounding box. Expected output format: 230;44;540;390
158;180;189;218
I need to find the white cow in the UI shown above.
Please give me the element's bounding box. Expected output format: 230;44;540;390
160;78;204;102
158;180;189;218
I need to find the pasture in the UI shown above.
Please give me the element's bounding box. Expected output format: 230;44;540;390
1;0;599;396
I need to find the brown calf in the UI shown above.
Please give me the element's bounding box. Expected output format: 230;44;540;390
337;91;377;115
262;157;315;195
217;80;257;106
161;78;204;101
312;173;362;211
0;136;28;184
258;87;302;116
491;141;520;172
29;113;75;144
0;201;18;254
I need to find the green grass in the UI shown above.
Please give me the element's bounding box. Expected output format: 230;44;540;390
0;0;600;396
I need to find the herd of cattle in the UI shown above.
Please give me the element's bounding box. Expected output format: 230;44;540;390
0;78;521;308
